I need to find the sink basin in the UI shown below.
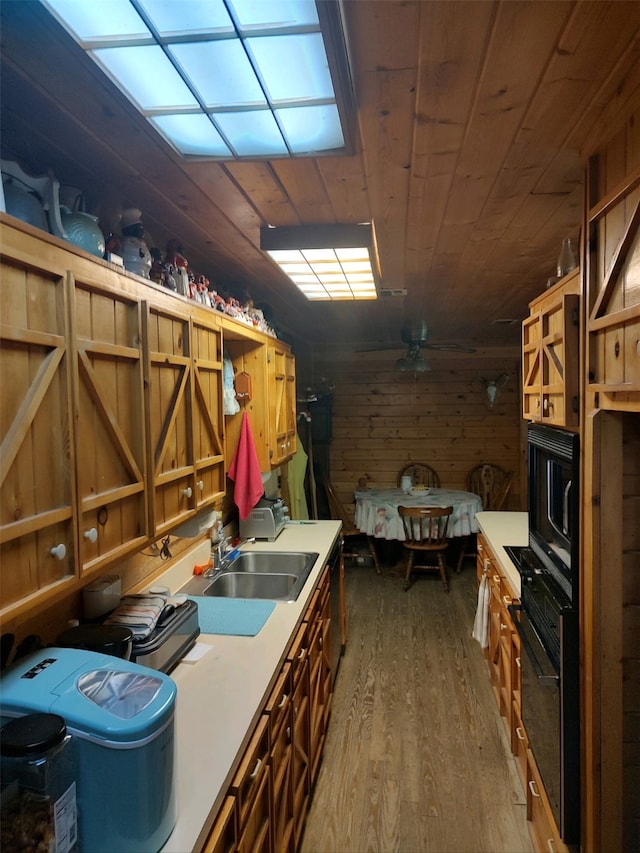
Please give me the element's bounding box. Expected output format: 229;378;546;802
201;572;299;599
180;551;319;601
226;551;318;576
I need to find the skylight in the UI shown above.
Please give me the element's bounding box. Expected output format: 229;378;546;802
40;0;350;159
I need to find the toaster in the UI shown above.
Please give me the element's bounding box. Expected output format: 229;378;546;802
240;497;289;541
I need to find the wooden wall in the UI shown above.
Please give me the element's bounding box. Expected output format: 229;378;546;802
304;345;525;514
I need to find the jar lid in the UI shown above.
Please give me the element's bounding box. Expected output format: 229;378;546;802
0;713;67;757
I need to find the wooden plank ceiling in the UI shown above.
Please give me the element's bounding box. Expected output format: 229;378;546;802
1;0;640;350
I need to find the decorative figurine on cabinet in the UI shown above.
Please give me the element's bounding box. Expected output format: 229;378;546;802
120;207;152;278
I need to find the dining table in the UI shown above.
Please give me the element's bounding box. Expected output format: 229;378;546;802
354;486;483;542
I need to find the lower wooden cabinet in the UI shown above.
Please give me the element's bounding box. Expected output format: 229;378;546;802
201;565;335;853
478;532;569;853
231;715;271;853
202;796;237;853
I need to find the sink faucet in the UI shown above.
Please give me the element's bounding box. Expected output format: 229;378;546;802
204;536;255;577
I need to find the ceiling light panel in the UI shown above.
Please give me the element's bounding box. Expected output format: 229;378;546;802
261;224;380;301
40;0;350;159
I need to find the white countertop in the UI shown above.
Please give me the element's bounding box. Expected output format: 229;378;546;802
475;511;528;595
155;520;341;853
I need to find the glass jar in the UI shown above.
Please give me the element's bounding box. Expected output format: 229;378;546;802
556;237;577;277
0;713;78;853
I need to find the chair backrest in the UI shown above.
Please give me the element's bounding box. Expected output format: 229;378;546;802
466;463;513;510
398;505;452;548
397;463;441;489
323;480;359;536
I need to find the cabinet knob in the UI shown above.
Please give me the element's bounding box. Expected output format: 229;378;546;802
83;527;98;543
50;544;66;560
182;487;193;499
528;779;541;798
196;480;204;491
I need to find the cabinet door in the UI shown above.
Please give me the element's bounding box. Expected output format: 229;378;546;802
190;316;225;508
265;664;294;853
143;302;223;535
268;343;295;466
522;311;542;420
70;273;148;574
539;294;579;426
308;571;331;784
202;796;237;853
231;715;271;853
0;258;76;613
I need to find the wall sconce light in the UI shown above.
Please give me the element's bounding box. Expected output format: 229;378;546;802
481;373;510;407
260;223;380;301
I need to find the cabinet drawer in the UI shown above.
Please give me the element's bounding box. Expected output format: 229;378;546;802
264;662;292;747
286;623;309;686
230;715;270;832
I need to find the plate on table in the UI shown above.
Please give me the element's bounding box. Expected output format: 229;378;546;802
409;486;430;496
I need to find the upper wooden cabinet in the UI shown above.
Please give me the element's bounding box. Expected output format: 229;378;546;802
522;269;580;428
267;342;297;467
0;227;76;616
69;270;148;575
143;299;225;537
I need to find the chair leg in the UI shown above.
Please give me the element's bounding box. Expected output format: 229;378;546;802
456;536;468;573
367;536;381;575
403;551;414;591
438;554;450;593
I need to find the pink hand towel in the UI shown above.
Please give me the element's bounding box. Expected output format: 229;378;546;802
228;412;264;519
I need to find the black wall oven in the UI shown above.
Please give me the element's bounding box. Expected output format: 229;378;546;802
507;424;581;845
510;554;580;844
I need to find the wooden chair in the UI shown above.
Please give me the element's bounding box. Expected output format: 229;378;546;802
456;463;514;572
467;463;513;510
324;480;381;574
396;463;440;489
398;505;453;592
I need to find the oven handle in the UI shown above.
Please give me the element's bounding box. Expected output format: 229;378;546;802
508;604;559;685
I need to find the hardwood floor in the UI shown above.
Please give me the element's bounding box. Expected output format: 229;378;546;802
301;550;533;853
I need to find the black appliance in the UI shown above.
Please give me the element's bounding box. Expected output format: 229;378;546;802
507;424;580;845
527;423;580;604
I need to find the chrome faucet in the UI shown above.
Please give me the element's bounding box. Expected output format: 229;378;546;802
203;536;255;577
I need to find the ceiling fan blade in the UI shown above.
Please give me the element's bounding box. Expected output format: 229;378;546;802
423;342;477;352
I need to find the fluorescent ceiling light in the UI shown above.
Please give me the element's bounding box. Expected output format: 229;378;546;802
261;224;380;301
40;0;352;159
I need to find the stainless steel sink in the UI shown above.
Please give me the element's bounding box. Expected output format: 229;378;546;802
179;551;319;601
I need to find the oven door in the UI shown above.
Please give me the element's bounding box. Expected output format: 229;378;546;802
509;603;580;844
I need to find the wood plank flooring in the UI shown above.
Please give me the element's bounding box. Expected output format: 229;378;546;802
301;551;533;853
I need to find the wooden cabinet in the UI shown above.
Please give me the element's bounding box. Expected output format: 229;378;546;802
264;662;294;853
286;622;311;850
479;538;517;735
198;561;335;853
202;796;237;853
70;271;149;574
267;342;296;467
0;231;76;615
0;215;225;621
143;299;225;537
231;715;272;853
522;270;580;427
478;533;572;853
307;567;332;785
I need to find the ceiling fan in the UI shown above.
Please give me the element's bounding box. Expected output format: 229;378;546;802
359;320;477;372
